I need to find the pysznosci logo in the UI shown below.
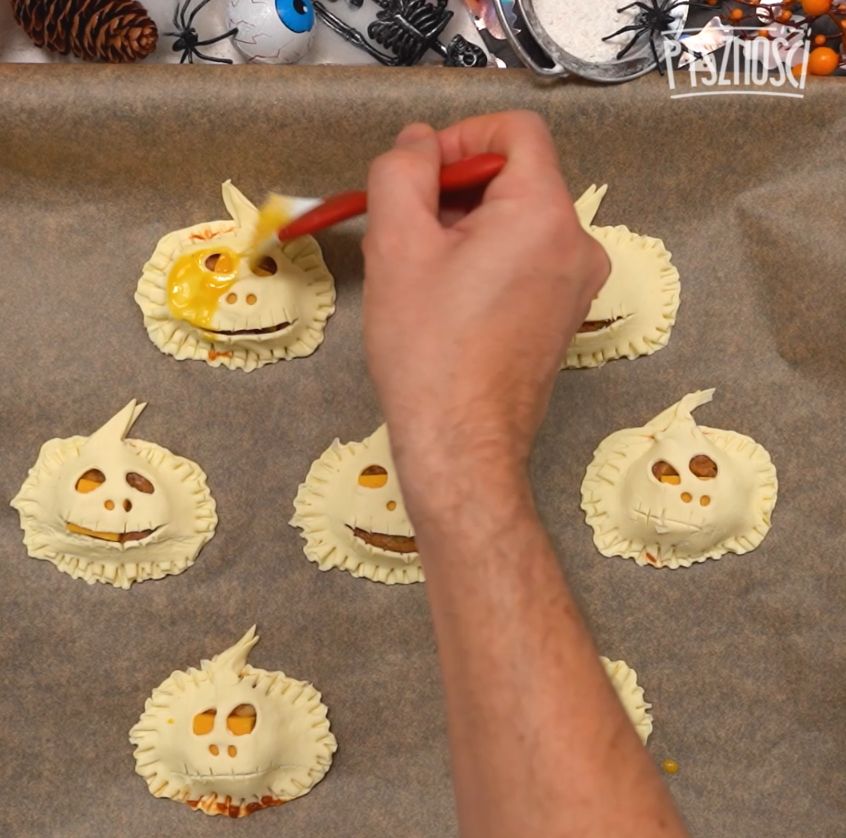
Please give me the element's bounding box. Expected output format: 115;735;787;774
663;26;810;98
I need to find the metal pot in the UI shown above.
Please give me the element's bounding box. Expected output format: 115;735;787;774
491;0;689;83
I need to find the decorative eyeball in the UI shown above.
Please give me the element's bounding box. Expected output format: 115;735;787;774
227;0;316;64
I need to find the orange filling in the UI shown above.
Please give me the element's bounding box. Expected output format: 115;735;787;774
187;795;286;819
66;523;154;543
577;317;621;333
358;465;388;489
652;461;681;485
351;527;417;554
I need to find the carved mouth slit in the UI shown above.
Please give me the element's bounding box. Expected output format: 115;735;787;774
577;317;623;334
349;526;418;554
66;523;159;543
204;321;293;336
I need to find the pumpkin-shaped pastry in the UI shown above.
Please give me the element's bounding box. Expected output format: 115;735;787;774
564;185;681;369
581;389;778;569
291;424;422;584
11;400;217;588
135;180;335;372
129;626;336;818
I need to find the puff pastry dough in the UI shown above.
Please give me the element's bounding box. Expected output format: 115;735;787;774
135;181;335;372
291;424;423;585
129;627;336;818
582;389;778;568
11;400;217;588
564;185;681;369
601;657;653;744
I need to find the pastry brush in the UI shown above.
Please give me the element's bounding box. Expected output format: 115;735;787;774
249;152;506;253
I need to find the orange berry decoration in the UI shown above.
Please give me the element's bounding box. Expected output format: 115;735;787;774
808;46;840;75
802;0;833;14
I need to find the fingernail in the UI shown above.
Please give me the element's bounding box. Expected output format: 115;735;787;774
395;123;435;148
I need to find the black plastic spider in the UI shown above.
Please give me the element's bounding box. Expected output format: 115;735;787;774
602;1;710;73
166;0;239;64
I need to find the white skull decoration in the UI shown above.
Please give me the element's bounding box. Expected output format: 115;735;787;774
290;424;422;584
129;626;336;818
135;180;335;372
11;400;217;588
228;0;316;64
564;185;681;369
581;389;778;568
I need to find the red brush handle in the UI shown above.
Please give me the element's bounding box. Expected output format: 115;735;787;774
277;152;506;241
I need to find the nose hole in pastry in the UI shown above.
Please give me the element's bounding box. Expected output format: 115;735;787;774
681;492;693;503
228;745;237;758
192;709;216;736
386;500;397;511
104;499;115;511
123;499;132;512
689;455;718;479
126;472;155;494
651;461;680;485
226;704;257;736
75;468;106;493
252;256;278;277
209;744;219;756
246;293;257;305
700;495;711;507
225;292;237;304
358;465;388;489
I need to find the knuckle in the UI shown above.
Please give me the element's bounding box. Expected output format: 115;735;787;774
370;148;423;183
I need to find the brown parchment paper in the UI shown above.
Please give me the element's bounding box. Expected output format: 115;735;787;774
0;66;844;838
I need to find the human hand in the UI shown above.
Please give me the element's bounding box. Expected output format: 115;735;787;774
362;111;609;514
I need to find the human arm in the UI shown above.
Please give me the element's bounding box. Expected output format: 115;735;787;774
361;111;688;838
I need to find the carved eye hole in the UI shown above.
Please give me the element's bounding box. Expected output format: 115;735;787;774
75;468;105;493
126;472;155;494
204;252;236;273
358;465;388;489
651;461;681;485
689;455;718;479
253;256;278;277
226;704;257;736
192;708;216;736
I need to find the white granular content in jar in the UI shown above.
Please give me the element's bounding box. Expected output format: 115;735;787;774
531;0;645;64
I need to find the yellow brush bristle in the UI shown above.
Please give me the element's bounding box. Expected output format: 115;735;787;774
250;194;292;253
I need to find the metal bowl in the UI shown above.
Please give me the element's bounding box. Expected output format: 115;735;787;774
492;0;689;83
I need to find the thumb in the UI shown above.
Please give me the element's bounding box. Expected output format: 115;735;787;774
367;123;443;235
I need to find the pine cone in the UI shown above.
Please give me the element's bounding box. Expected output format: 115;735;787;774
11;0;158;62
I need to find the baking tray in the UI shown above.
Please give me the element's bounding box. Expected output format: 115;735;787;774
0;66;843;837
